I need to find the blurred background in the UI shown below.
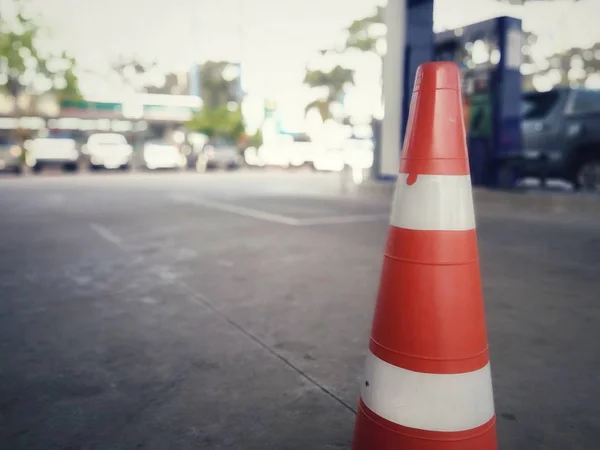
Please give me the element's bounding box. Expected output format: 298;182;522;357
2;2;600;449
1;0;598;189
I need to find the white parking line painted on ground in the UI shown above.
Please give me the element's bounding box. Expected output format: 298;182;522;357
89;223;125;248
170;194;301;225
169;194;389;227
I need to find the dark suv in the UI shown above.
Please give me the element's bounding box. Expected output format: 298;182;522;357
518;88;600;190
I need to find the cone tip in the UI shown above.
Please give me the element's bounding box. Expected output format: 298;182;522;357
413;62;461;93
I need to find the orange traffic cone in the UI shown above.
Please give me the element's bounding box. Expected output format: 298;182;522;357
351;61;497;450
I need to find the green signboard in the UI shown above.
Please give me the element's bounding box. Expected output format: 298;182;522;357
60;100;121;111
60;100;199;114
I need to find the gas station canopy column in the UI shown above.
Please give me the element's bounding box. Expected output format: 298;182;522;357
378;0;434;181
377;1;523;188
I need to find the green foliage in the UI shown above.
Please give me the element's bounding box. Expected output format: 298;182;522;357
302;6;385;120
249;129;263;148
303;65;354;120
111;56;157;92
0;0;82;100
304;98;332;122
186;105;245;143
196;61;242;109
345;6;384;53
56;52;81;101
304;65;354;94
186;60;245;143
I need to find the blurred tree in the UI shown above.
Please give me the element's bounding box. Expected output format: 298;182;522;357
302;5;384;122
111;56;159;92
248;129;263;148
303;65;354;121
146;73;184;95
0;1;82;102
304;98;332;121
111;57;191;95
0;0;81;154
195;61;242;109
185;62;245;144
186;105;245;143
345;5;384;53
520;31;600;91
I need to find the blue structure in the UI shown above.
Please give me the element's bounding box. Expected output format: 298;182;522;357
433;16;523;187
374;3;522;188
402;0;435;141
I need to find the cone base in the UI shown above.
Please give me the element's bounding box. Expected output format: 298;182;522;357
351;400;497;450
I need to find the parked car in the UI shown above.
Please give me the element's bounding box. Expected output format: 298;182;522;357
255;134;322;169
312;148;345;172
27;132;80;173
0;136;23;174
257;137;294;168
196;138;242;171
516;88;600;190
243;146;263;167
142;139;186;170
341;138;374;170
286;134;320;167
84;133;133;171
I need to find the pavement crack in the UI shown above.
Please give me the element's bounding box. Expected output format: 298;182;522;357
86;222;357;417
175;280;357;416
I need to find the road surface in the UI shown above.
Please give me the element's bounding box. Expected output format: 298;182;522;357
0;170;598;449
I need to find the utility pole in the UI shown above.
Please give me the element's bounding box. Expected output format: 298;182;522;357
238;0;245;99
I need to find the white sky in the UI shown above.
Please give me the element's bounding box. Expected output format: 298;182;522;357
6;0;600;108
26;0;385;99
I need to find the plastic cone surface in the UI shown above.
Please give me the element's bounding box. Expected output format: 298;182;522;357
351;62;497;450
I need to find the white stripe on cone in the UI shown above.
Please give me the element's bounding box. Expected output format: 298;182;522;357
390;174;476;231
361;352;495;432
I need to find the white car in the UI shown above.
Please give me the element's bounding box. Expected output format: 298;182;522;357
28;132;80;173
342;138;374;170
257;142;292;168
143;140;186;170
285;135;320;167
256;134;322;169
312;148;346;172
84;133;133;170
243;146;263;167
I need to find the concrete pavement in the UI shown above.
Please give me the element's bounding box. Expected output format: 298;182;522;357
0;170;599;449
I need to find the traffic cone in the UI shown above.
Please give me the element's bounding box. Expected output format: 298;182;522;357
351;61;497;450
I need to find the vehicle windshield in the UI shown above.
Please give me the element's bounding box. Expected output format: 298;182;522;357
146;140;173;146
42;132;75;140
292;134;311;143
88;134;127;145
209;138;235;149
0;136;15;146
521;91;560;119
